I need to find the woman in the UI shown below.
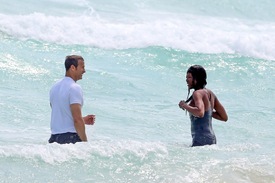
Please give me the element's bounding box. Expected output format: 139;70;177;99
179;65;228;147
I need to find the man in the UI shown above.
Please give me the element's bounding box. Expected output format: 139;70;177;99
178;65;228;147
48;55;95;144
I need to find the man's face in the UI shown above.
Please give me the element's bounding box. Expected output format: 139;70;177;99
75;59;86;80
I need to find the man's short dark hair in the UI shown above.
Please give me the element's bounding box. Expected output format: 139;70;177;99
65;55;84;71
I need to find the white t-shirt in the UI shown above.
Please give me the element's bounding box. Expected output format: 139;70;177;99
50;77;83;134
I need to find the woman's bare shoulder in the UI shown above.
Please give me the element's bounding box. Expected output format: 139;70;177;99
205;88;216;98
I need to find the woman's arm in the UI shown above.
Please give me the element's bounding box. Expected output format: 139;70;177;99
212;96;228;122
179;91;205;118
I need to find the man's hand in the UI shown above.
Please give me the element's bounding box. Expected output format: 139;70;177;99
83;115;96;125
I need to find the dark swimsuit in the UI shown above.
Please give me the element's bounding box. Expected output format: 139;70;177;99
189;90;216;147
190;110;216;146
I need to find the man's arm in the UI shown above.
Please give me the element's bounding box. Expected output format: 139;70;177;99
70;103;87;141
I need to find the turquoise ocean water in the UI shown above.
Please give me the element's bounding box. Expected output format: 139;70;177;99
0;0;275;182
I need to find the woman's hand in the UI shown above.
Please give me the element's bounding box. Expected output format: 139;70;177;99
178;100;186;110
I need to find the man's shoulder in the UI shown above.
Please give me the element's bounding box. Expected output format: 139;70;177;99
62;77;81;88
69;82;82;94
50;78;63;91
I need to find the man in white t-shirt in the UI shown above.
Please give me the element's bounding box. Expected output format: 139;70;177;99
49;55;95;144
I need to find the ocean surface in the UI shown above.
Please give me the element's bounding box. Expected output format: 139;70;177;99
0;0;275;182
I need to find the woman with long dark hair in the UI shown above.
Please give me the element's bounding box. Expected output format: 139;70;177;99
179;65;228;147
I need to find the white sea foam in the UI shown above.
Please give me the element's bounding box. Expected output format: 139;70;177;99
0;140;168;164
0;12;275;60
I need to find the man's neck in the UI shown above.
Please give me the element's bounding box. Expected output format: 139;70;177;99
65;73;77;82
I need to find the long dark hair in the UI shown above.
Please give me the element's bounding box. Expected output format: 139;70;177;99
186;65;207;103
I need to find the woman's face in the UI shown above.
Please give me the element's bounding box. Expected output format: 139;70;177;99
186;72;196;89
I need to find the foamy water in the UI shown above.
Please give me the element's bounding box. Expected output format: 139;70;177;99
1;1;275;60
